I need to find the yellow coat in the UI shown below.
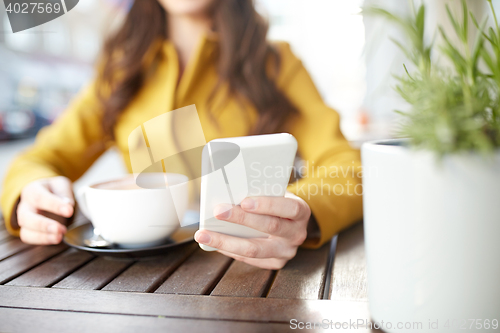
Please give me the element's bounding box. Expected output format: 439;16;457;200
1;35;363;248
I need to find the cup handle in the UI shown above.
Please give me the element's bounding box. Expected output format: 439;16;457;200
76;186;91;220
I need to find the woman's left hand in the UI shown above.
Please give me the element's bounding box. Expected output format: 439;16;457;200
194;192;311;270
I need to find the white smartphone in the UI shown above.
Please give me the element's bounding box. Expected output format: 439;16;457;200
199;133;298;251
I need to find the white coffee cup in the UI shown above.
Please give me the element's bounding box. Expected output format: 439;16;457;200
77;173;189;247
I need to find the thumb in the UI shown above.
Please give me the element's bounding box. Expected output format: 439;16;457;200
48;177;75;206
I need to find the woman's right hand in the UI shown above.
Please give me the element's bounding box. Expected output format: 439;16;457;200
17;176;74;245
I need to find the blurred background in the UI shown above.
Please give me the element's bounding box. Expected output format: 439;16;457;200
0;0;497;194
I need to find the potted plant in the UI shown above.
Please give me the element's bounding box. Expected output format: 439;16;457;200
362;1;500;331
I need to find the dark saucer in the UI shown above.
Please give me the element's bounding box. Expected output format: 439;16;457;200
63;222;197;259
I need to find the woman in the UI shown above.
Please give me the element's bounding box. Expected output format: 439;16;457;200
0;0;363;269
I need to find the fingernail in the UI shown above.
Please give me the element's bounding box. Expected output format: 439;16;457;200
196;232;211;244
62;197;74;205
59;205;72;216
241;198;256;210
47;224;58;234
214;204;232;219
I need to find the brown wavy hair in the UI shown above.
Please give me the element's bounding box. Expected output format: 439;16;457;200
97;0;299;140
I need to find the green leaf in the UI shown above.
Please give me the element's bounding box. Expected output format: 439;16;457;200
488;27;498;46
416;4;425;40
439;27;467;73
470;11;493;44
446;4;462;40
462;0;469;41
403;63;414;80
472;20;487;71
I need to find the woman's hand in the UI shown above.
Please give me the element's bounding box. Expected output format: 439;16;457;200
194;192;311;270
16;176;74;245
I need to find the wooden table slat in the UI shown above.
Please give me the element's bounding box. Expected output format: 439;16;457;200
0;238;32;261
267;241;331;300
0;217;13;244
155;248;233;295
210;260;274;297
0;307;297;333
102;243;198;293
53;257;134;290
329;222;368;301
0;285;373;326
0;229;13;245
0;244;68;284
6;248;95;287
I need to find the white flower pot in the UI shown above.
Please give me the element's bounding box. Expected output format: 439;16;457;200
361;139;500;332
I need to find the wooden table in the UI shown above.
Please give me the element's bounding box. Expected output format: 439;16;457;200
0;217;378;332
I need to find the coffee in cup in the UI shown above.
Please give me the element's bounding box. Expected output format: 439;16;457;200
77;173;188;247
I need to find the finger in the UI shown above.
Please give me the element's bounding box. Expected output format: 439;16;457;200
217;249;288;270
214;204;302;240
240;196;310;221
195;230;294;259
17;204;67;234
49;177;75;205
23;182;74;217
20;227;63;245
